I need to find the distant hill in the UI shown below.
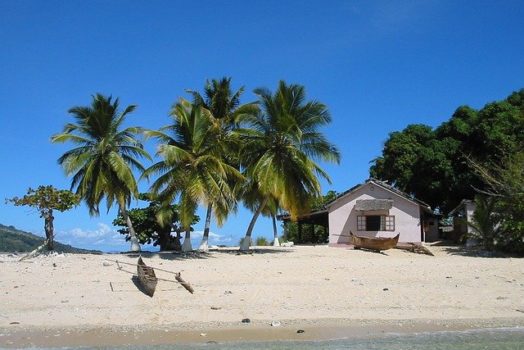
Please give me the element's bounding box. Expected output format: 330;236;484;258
0;224;100;253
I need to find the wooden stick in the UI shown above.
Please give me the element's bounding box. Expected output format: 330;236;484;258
109;259;180;275
175;273;194;294
19;239;49;261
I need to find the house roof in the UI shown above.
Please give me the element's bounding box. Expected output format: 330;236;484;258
327;178;432;211
448;199;474;216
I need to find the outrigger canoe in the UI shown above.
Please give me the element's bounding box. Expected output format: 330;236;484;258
350;231;399;252
137;256;158;297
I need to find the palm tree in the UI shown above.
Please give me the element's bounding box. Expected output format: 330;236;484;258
143;98;242;252
236;81;340;251
51;94;150;252
187;77;258;251
467;195;502;250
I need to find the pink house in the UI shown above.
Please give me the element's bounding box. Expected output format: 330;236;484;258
328;179;438;246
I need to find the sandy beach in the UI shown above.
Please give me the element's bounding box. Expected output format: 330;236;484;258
1;245;523;347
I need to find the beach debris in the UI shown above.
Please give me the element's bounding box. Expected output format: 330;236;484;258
52;263;57;267
9;322;20;325
297;329;305;334
516;309;524;313
102;261;112;267
241;318;251;323
446;276;452;279
281;242;294;247
175;272;194;294
224;290;233;295
383;288;389;291
18;239;49;261
210;306;222;310
271;321;281;327
200;333;207;337
395;243;434;256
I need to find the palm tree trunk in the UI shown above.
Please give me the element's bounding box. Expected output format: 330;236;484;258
272;214;280;246
119;203;140;252
199;203;213;252
182;228;193;252
43;209;54;250
240;197;269;251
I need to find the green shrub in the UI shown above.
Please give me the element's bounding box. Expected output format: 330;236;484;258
255;236;268;246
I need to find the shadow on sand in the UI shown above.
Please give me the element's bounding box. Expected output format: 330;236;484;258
119;247;293;261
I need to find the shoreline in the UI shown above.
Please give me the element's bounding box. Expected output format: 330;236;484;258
2;317;524;348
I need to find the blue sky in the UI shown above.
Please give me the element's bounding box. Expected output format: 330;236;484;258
1;0;523;252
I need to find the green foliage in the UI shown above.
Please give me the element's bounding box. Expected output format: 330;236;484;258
469;151;524;253
51;94;150;216
6;186;80;250
282;220;329;244
281;191;335;244
112;194;199;251
6;185;80;216
236;81;340;221
144;98;242;230
255;236;268;246
370;89;524;213
466;195;502;250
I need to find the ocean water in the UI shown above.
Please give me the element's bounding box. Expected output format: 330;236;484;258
28;328;524;350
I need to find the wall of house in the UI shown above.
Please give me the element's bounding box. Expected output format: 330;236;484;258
328;182;422;245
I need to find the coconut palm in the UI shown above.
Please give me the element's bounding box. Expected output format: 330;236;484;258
51;94;150;252
143;98;242;252
187;77;258;251
237;177;282;247
236;81;340;251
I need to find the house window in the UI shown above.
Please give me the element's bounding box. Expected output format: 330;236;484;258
357;215;395;231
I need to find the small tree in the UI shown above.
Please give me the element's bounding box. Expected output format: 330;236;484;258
466;195;502;250
468;151;524;253
113;194;200;251
6;186;80;250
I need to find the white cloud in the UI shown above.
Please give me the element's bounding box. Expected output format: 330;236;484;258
69;223;114;239
57;223;128;251
189;230;233;244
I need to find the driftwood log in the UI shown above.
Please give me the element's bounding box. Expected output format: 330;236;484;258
175;273;194;294
395;243;434;256
19;239;49;261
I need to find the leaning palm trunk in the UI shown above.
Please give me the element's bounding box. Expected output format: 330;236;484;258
272;214;280;246
119;203;140;252
240;198;269;251
199;203;213;252
182;228;193;252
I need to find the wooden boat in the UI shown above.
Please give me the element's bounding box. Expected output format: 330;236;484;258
137;256;158;297
350;231;399;252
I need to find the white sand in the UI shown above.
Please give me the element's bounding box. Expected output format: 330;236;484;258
1;245;523;331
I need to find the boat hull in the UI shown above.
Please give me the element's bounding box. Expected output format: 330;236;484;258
350;232;399;251
137;257;158;297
